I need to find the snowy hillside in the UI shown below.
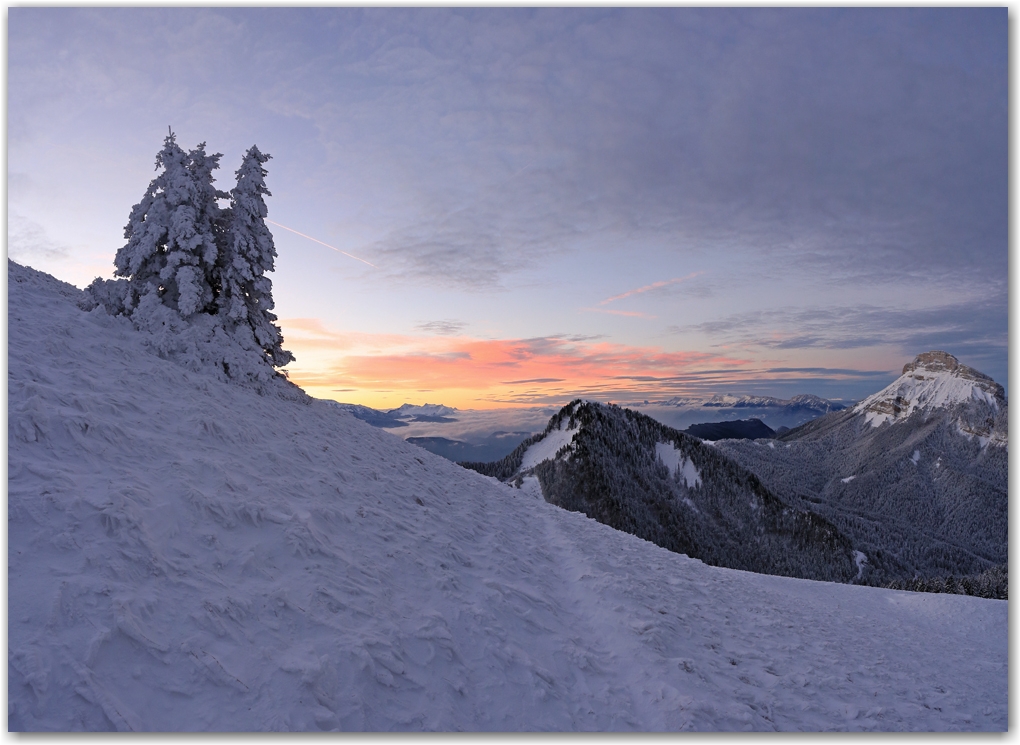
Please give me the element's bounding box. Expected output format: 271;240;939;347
701;393;843;412
8;261;1006;731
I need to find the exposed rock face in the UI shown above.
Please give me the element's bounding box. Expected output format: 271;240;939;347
903;351;1003;392
903;350;961;375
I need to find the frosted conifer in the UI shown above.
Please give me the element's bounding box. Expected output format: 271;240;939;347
220;146;294;367
112;130;223;318
88;133;298;393
186;141;230;293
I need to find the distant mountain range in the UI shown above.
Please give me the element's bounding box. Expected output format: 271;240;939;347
387;403;459;422
715;351;1007;585
640;393;847;414
625;393;849;431
326;402;459;428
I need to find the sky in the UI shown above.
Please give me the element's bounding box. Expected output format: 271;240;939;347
8;7;1008;410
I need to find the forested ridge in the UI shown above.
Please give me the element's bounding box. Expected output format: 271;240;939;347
464;400;858;583
717;388;1007;592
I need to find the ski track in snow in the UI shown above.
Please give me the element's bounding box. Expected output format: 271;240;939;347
7;262;1007;731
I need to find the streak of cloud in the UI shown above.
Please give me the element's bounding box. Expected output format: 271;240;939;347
416;320;468;336
501;378;565;385
266;219;376;267
581;308;657;319
8;213;70;262
671;295;1008;387
600;273;703;306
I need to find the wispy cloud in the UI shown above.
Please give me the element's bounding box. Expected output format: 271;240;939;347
501;378;565;385
553;333;608;342
581;307;657;319
600;272;703;305
416;319;468;336
763;367;893;378
238;9;1003;292
8;213;70;262
674;298;1006;351
670;295;1008;385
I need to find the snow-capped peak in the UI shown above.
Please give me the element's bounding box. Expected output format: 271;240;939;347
853;351;1005;429
387;403;458;419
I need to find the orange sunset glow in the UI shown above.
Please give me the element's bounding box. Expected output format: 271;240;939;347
283;317;764;409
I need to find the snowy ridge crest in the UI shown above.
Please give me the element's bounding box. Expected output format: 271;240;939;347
853;351;1006;444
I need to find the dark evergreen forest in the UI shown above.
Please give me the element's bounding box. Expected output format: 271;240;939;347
717;405;1007;588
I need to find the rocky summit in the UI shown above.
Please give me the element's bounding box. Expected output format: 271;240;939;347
853;350;1005;441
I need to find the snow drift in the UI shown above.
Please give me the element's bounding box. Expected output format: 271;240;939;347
7;261;1006;731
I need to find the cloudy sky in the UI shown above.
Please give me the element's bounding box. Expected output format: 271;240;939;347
9;8;1007;409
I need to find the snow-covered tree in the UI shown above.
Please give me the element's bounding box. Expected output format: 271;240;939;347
87;132;297;393
186;140;230;299
110;130;225;319
219;146;293;367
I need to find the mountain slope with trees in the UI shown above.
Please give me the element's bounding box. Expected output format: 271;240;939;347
715;352;1007;586
463;400;858;583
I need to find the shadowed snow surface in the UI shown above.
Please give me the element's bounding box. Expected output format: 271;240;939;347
7;261;1006;731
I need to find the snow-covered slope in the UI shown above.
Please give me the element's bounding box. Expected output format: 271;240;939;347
8;262;1006;731
654;442;701;488
517;416;580;472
